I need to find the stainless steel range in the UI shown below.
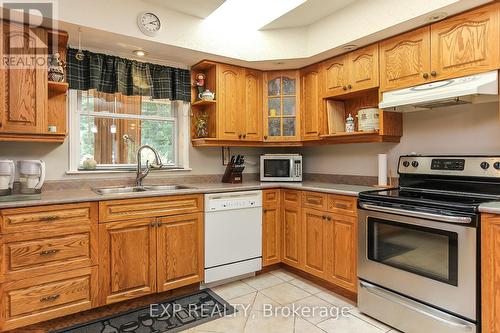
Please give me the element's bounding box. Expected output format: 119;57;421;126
358;155;500;333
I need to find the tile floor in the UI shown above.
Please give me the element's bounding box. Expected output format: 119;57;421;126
184;269;401;333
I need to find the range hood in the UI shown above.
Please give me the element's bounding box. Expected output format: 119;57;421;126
379;70;499;112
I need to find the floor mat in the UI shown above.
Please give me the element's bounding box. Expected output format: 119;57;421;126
51;288;236;333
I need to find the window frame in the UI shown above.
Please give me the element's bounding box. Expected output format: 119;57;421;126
68;89;191;173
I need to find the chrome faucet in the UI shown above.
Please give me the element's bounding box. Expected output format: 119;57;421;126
135;145;162;187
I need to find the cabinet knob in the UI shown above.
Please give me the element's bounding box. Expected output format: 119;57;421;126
238;134;242;139
342;86;347;91
347;84;352;89
243;134;247;139
322;215;326;220
264;135;268;140
327;216;332;221
422;73;429;79
431;71;437;77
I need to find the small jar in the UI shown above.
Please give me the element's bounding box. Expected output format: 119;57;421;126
345;113;355;133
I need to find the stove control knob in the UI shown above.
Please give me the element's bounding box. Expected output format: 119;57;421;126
480;161;490;170
411;161;419;168
403;161;410;167
494;162;500;170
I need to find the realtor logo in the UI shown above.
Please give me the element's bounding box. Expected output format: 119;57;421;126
0;1;58;68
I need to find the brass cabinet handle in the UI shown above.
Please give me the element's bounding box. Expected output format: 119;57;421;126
243;134;247;139
342;86;347;90
264;135;268;140
431;71;437;77
40;294;60;302
238;134;243;139
322;215;326;220
347;84;352;89
422;73;429;79
40;249;60;256
326;216;332;221
40;215;59;222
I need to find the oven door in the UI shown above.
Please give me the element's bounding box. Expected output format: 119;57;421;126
358;205;477;321
260;157;294;181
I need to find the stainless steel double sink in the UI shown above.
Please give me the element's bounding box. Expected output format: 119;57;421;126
93;185;195;195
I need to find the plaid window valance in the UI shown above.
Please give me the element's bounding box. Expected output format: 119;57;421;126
67;48;191;102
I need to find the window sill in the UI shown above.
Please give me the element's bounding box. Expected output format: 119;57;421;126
66;168;192;175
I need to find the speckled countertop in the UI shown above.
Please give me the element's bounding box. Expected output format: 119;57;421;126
478;201;500;214
0;181;378;209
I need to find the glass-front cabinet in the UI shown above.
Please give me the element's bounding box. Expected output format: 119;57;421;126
263;70;300;141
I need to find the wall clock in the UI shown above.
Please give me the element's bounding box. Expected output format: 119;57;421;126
137;11;161;37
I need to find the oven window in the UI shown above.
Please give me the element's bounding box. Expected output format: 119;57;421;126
264;159;290;177
367;218;458;286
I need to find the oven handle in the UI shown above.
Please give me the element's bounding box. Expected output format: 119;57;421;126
359;281;474;331
359;203;472;224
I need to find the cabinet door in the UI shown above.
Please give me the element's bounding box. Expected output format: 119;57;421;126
301;64;323;140
0;23;47;134
217;64;243;140
263;189;281;266
431;3;500;81
242;69;262;141
379;27;431;91
157;213;204;292
482;214;500;333
325;213;357;292
98;218;157;305
322;55;349;97
302;208;327;278
348;44;379;92
281;190;302;268
263;71;300;142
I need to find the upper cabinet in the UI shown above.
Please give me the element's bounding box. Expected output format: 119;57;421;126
242;68;263;141
379;27;431;92
263;70;301;142
322;44;379;97
430;3;500;81
301;64;323;140
217;64;244;141
0;22;68;142
380;2;500;91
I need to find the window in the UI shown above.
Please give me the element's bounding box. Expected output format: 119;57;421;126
69;90;190;172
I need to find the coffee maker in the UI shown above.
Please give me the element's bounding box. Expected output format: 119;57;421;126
17;160;45;194
0;160;15;196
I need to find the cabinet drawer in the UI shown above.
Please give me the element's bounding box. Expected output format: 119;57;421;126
263;189;280;207
0;202;96;234
99;194;204;222
283;190;301;204
0;267;97;331
302;191;328;210
1;227;97;281
327;195;357;216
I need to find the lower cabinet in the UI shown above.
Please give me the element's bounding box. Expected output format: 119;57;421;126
482;213;500;333
0;267;98;331
98;218;158;305
157;213;204;291
282;190;302;268
302;208;328;277
262;189;281;266
99;214;204;305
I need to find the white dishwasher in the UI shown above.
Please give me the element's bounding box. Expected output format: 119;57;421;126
204;190;262;283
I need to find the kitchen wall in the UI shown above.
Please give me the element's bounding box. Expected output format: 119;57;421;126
301;103;500;178
1;103;498;182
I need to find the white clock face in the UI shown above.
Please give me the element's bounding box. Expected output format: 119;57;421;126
138;12;161;36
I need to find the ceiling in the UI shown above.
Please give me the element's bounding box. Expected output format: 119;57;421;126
262;0;357;30
143;0;225;19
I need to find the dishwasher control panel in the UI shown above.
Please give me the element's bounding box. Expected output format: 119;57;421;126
205;190;262;212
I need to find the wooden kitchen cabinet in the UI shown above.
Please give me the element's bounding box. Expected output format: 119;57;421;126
302;208;327;278
325;213;358;292
98;218;157;305
430;3;500;81
242;68;263;141
281;190;302;268
157;213;204;292
301;64;323;140
263;70;301;142
217;63;244;140
348;44;379;92
482;213;500;333
322;54;349;97
0;23;47;134
263;189;281;266
379;26;431;91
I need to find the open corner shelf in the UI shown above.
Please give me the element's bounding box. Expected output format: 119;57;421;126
48;81;69;94
192;99;216;107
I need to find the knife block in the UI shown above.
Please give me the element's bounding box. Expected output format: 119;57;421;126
221;162;245;183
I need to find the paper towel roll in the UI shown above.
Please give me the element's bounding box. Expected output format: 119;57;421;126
378;154;388;186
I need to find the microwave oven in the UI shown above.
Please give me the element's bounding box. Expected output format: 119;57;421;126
260;154;302;182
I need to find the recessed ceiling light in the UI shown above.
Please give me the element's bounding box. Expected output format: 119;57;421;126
343;44;358;51
428;12;447;22
133;49;147;57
